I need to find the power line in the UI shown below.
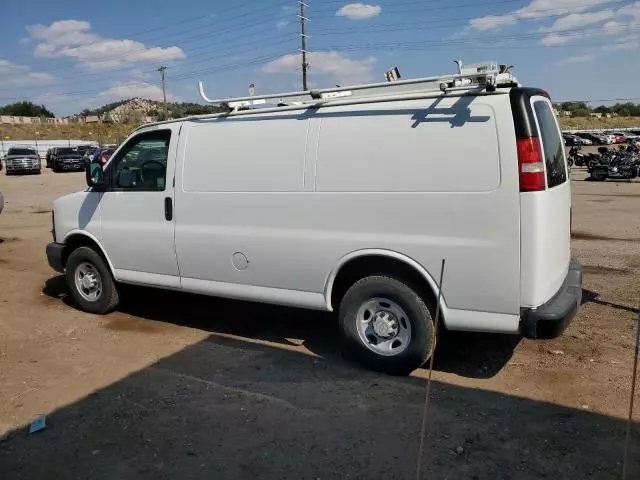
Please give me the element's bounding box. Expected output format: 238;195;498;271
13;4;292;83
15;0;631;84
0;34;298;94
3;0;633;94
0;52;293;102
322;26;640;51
314;0;632;17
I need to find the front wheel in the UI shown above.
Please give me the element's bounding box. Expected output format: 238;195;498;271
338;275;435;375
65;246;119;314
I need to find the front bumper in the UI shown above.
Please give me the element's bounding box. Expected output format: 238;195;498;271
55;161;84;171
520;258;583;339
6;162;40;173
46;242;65;273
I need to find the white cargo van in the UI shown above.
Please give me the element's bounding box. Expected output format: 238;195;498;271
46;62;582;375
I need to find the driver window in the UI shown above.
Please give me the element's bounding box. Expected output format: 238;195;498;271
109;130;171;191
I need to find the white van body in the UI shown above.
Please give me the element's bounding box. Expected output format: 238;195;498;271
47;74;582;374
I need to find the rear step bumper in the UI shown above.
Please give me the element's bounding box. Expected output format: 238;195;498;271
520;258;583;339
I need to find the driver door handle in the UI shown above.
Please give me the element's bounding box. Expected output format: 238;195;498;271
164;197;173;221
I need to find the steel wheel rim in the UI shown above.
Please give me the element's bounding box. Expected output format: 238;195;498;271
74;262;103;302
355;297;412;357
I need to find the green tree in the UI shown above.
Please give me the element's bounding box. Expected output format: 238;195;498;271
0;101;55;117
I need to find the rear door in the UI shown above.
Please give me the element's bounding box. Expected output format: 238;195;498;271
519;94;572;308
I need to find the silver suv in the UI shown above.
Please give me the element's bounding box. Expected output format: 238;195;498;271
5;146;41;175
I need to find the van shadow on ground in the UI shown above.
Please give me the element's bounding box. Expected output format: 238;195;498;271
582;288;639;315
43;276;520;379
1;322;638;479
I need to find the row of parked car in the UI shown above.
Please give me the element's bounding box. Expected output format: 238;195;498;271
563;130;640;146
1;144;117;176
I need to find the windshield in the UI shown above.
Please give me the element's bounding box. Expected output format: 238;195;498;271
7;148;36;156
56;148;79;155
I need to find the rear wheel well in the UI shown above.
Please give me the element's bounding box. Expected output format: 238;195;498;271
330;255;438;314
62;235;109;271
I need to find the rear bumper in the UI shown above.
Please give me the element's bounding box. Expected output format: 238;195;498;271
520;258;582;339
46;242;65;273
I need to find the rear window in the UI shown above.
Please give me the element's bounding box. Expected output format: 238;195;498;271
534;101;567;188
8;148;36;156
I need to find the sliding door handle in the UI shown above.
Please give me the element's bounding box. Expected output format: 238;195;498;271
164;197;173;221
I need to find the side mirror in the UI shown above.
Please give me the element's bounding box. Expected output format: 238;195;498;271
86;162;106;188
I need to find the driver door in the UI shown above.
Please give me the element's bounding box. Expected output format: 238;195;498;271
98;126;180;288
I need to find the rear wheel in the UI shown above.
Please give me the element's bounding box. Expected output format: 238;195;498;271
65;246;119;314
338;275;435;375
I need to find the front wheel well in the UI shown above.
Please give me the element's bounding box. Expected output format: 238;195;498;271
329;255;439;314
62;235;109;271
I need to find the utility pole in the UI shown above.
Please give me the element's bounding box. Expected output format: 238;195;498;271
157;65;168;120
299;0;309;90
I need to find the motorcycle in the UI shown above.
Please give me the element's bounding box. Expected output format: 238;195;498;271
568;146;598;168
587;146;639;181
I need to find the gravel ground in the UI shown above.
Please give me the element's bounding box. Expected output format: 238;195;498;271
0;166;638;479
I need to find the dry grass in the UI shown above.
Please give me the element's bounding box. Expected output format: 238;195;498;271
0;123;138;144
559;116;640;130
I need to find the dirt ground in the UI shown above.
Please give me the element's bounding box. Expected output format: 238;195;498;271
0;165;638;479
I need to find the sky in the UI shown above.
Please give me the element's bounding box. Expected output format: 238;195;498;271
0;0;639;116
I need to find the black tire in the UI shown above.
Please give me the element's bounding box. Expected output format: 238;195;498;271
65;246;119;314
338;275;435;375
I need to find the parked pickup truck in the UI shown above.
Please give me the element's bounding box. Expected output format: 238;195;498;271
5;147;41;175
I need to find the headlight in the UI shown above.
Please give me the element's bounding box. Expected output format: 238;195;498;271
51;210;56;241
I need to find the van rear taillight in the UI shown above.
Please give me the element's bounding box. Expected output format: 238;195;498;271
517;137;546;192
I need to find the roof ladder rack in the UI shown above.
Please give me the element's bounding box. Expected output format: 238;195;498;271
198;60;520;110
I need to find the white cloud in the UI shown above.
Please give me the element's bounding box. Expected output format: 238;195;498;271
470;0;616;30
603;20;626;34
470;15;516;31
554;53;597;65
98;81;179;101
336;3;382;20
539;10;614;32
0;59;54;85
276;20;289;30
262;51;377;84
27;20;185;70
541;33;570;45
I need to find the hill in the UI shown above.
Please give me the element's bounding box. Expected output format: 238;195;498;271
80;98;227;122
